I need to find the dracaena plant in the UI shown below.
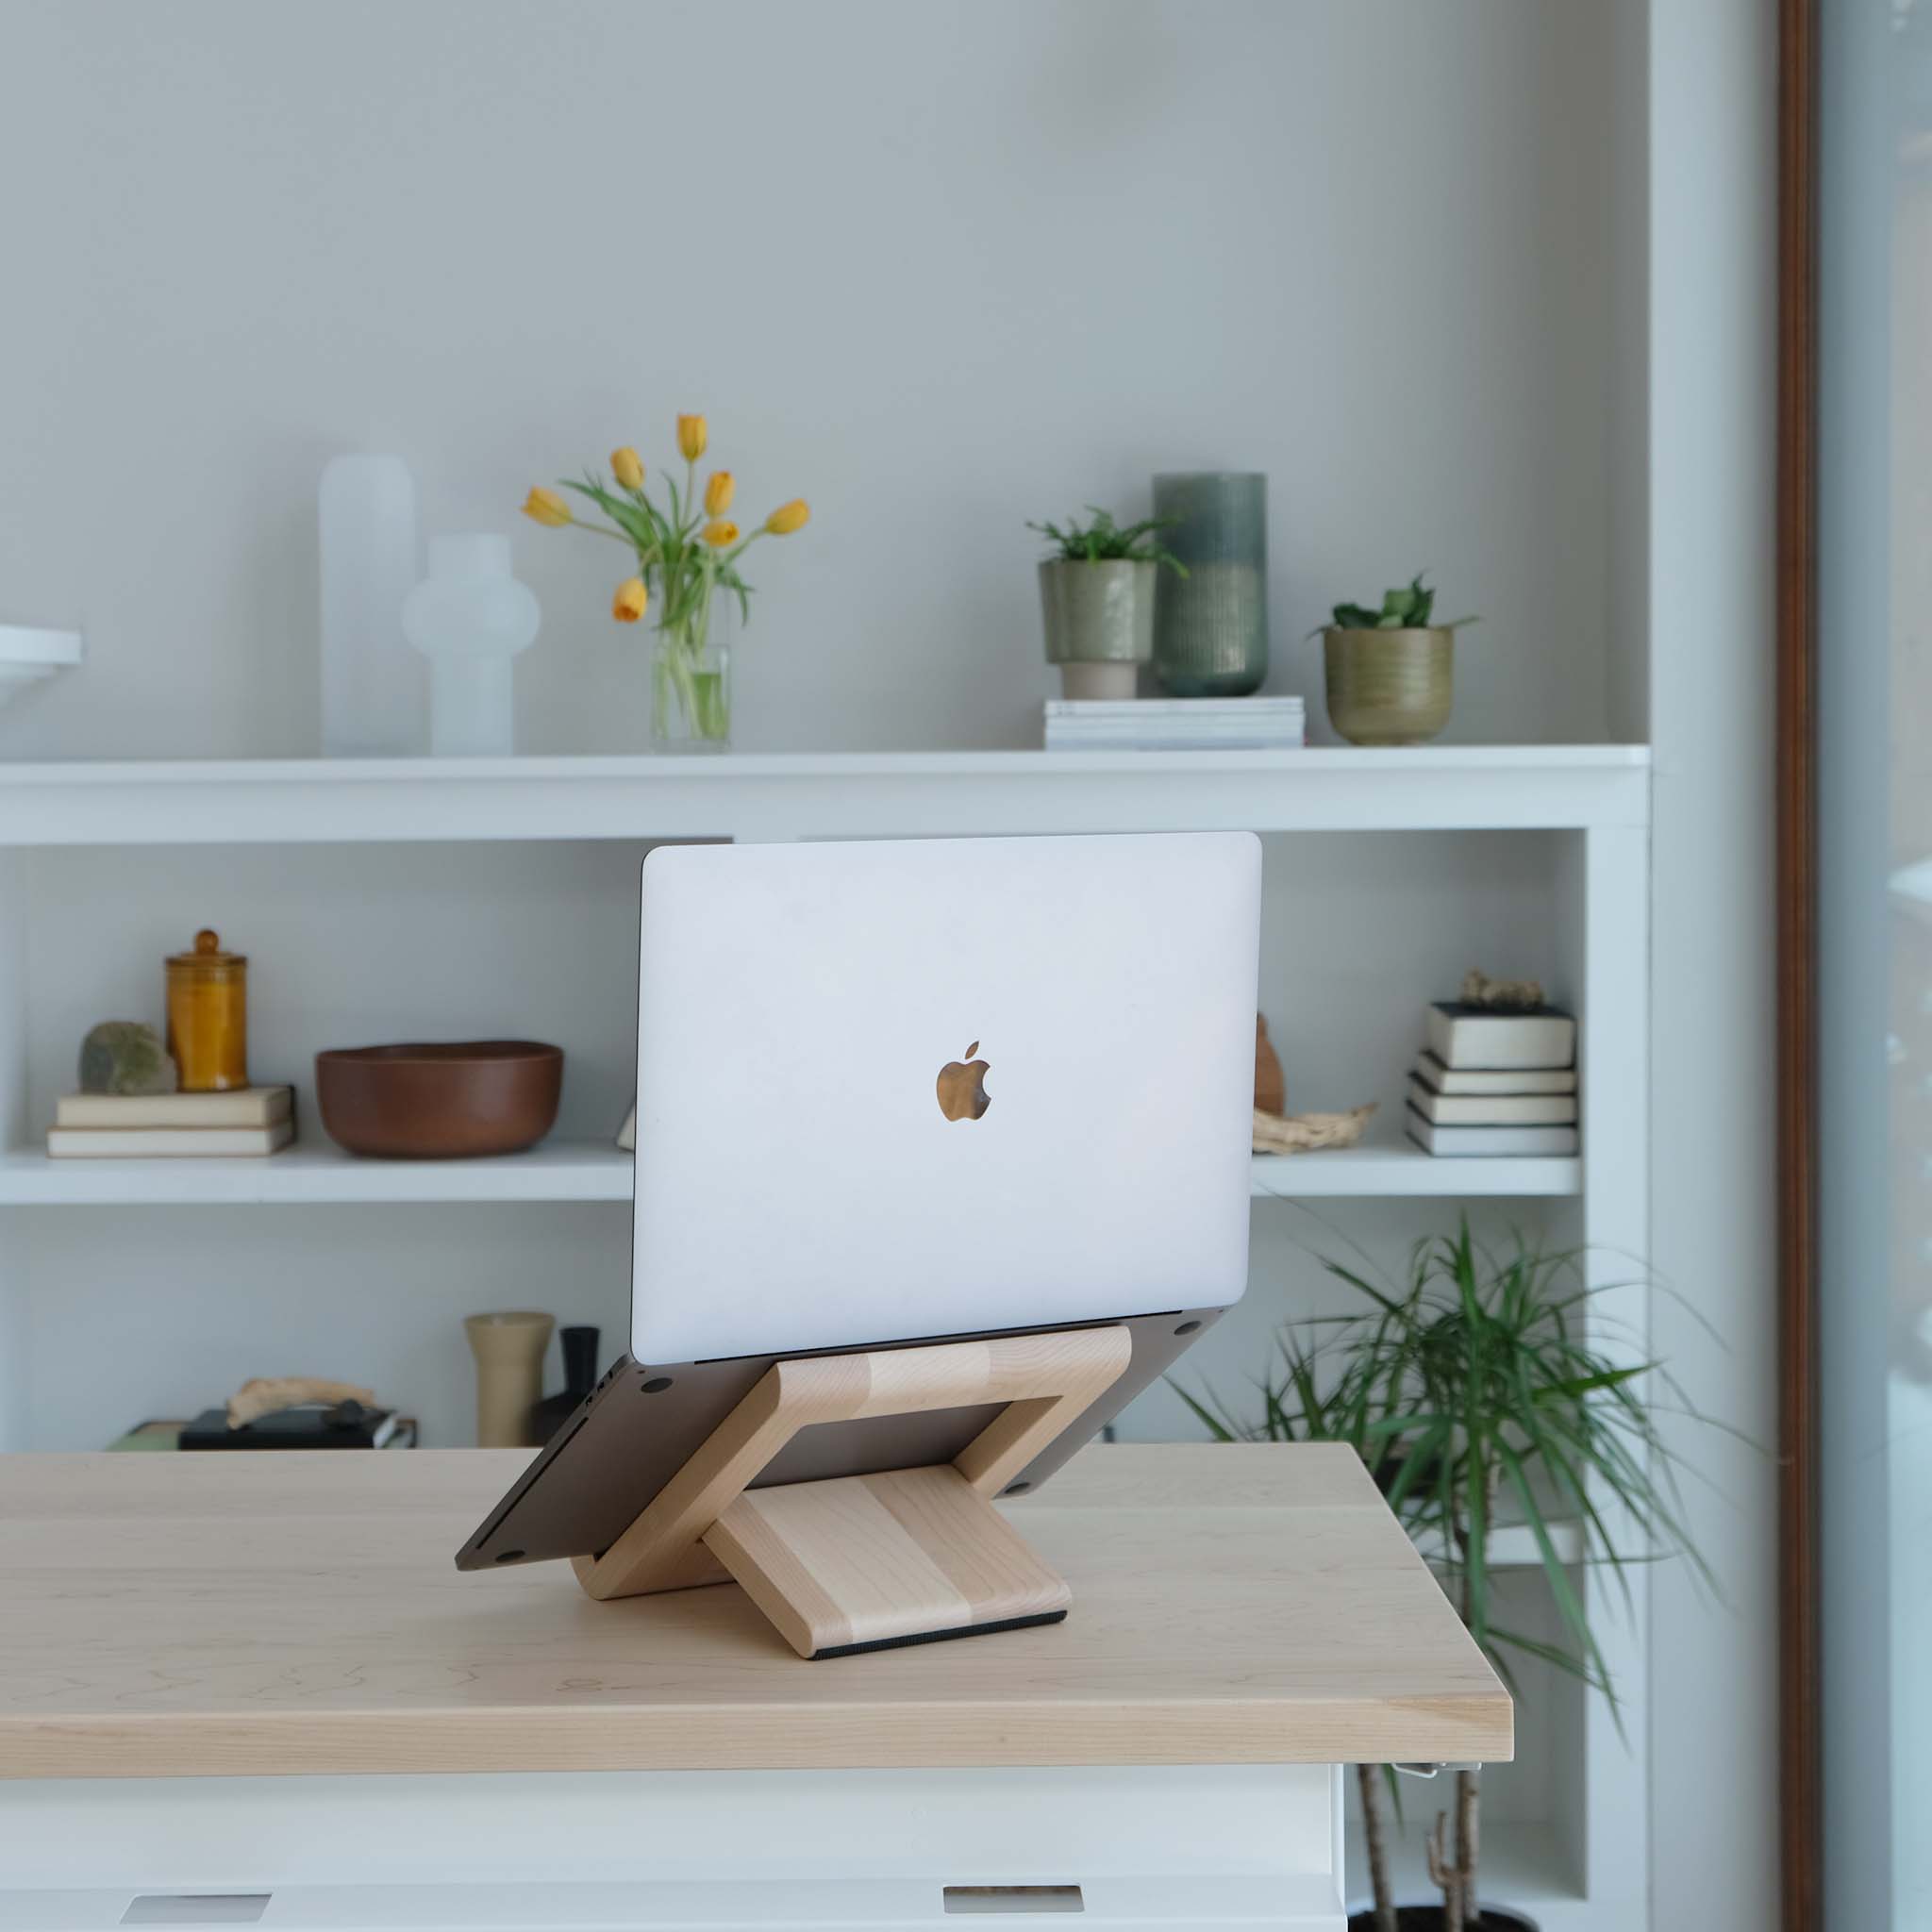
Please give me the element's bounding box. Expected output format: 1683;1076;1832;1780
1177;1217;1714;1932
1028;507;1188;575
1321;572;1477;633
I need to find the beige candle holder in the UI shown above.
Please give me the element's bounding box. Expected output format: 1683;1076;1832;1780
464;1310;555;1448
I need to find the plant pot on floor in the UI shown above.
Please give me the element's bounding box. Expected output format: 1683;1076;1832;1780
1323;626;1455;745
1348;1907;1539;1931
1040;558;1156;700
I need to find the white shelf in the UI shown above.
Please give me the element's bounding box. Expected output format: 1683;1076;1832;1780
0;1140;635;1206
0;1141;1579;1207
0;746;1651;846
1250;1146;1579;1198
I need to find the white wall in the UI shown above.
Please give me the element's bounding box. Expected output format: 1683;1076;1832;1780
0;0;1618;760
1645;2;1778;1927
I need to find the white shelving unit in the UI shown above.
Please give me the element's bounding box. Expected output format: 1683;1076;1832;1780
0;745;1650;1932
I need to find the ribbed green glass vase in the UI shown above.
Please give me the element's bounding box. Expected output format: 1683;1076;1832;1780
1151;473;1268;696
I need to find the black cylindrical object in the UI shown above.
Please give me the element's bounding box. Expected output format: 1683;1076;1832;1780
530;1325;602;1444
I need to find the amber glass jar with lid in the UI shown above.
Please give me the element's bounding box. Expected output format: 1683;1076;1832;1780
165;929;249;1091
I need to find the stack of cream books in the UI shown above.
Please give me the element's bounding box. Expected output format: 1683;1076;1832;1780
1405;1005;1578;1157
1043;696;1306;751
47;1085;295;1158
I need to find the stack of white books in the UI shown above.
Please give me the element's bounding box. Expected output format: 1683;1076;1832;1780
46;1085;295;1158
1043;696;1306;751
1405;1006;1578;1157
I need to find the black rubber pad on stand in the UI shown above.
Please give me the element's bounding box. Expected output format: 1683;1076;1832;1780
809;1608;1067;1660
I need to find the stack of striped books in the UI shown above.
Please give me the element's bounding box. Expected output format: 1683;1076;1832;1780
1043;696;1306;751
1405;1006;1577;1157
46;1085;295;1158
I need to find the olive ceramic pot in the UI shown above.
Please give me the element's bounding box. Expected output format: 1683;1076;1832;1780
1323;626;1454;746
1039;558;1156;700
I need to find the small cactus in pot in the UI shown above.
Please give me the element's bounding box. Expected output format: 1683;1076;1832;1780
1318;574;1478;746
1031;508;1187;701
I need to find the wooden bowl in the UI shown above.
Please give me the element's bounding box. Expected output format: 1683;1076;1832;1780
315;1041;564;1158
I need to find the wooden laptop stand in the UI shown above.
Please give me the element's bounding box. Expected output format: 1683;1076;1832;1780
573;1324;1132;1658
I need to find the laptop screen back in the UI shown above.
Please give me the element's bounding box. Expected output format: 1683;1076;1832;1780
629;832;1260;1365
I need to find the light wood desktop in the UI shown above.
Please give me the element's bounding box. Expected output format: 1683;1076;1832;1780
0;1441;1509;1929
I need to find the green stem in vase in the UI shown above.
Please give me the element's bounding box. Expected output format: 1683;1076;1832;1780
690;606;727;740
653;592;728;745
664;625;701;735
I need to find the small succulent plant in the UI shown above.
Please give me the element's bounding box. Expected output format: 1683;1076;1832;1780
1029;508;1188;575
1322;572;1476;633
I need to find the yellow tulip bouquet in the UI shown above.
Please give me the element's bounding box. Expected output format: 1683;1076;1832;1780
525;414;808;751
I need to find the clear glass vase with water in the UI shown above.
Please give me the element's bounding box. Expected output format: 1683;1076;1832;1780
650;591;732;753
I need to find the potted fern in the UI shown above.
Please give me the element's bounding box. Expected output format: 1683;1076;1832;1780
1030;508;1186;699
1179;1218;1710;1932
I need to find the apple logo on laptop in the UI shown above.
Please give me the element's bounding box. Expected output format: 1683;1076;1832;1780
935;1041;991;1122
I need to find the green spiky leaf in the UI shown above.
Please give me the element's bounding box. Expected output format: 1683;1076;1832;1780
1313;573;1481;638
1171;1212;1729;1724
1028;507;1189;576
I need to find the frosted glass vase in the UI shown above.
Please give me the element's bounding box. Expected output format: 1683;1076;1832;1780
319;454;425;757
402;535;541;758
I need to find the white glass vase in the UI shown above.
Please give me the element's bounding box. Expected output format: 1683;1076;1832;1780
319;454;424;757
402;535;541;758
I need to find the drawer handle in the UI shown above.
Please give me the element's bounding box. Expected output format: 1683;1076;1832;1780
943;1886;1085;1915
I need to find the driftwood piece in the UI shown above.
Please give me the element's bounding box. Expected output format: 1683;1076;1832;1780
226;1376;376;1430
1250;1103;1376;1155
1458;969;1545;1012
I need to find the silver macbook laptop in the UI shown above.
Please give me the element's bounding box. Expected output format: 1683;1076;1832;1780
458;830;1259;1573
631;832;1260;1363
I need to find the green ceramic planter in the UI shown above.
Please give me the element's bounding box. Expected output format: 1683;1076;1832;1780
1039;558;1156;699
1323;626;1454;745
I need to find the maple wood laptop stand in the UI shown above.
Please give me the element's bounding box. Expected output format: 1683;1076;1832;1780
571;1324;1133;1658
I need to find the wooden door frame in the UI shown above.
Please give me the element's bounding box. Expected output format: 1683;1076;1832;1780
1776;0;1821;1926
